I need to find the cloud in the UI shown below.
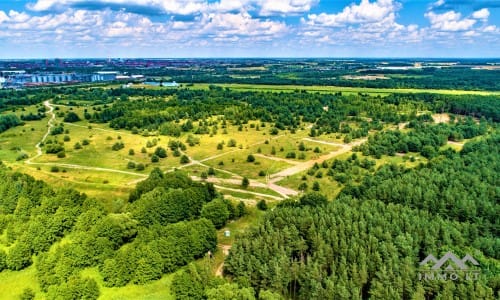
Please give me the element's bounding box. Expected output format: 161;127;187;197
28;0;208;15
425;10;476;31
27;0;320;17
259;0;318;16
305;0;401;27
0;11;10;23
472;8;489;20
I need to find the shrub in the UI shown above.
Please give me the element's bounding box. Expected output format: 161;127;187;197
16;153;29;161
241;177;249;188
180;155;190;164
154;147;167;158
257;200;267;211
201;199;230;229
63;111;81;122
112;142;124;151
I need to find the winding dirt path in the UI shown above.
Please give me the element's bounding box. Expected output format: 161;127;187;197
26;100;55;163
215;245;232;277
25;101;146;179
269;138;366;182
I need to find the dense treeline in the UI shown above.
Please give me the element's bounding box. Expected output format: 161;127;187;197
0;88;54;109
222;134;499;299
0;114;22;133
354;119;488;158
0;165;239;298
131;65;500;91
345;134;500;249
224;196;499;299
78;88;438;136
48;87;498;144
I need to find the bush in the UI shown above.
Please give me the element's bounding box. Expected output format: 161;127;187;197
241;177;249;188
74;142;82;150
151;154;159;163
127;161;136;169
63;111;81;122
154;147;167;158
57;151;66;158
82;139;90;146
50;166;60;172
136;163;145;171
257;200;267;211
63;135;71;142
128;149;135;155
45;144;64;154
247;154;256;162
207;167;216;176
16;153;29;161
300;192;328;207
180;155;190;164
111;142;125;151
201;199;230;229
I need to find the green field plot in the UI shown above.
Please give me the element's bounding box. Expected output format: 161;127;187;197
203;150;293;180
191;83;500;96
0;121;46;161
0;267;40;300
185;121;271;161
81;268;175;300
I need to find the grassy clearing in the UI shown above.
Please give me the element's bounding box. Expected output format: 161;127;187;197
0;266;40;300
203;151;292;180
79;268;175;300
217;206;265;246
191;83;500;96
9;163;135;209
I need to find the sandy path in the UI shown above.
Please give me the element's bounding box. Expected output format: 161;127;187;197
270;138;366;181
253;153;299;165
26;100;55;163
215;245;232;277
25;101;146;179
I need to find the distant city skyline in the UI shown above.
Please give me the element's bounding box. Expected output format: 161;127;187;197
0;0;499;58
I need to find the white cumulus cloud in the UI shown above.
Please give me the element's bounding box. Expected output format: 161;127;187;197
305;0;401;27
425;10;476;31
0;11;9;23
259;0;318;16
472;8;489;20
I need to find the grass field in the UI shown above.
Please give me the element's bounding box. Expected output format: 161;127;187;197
0;266;40;300
190;83;500;96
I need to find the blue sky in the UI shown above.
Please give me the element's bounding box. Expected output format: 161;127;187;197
0;0;498;58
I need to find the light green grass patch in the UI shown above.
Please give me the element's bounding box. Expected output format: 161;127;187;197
80;267;175;300
190;83;500;96
0;266;40;300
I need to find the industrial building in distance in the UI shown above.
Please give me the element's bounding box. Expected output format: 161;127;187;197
0;70;144;89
